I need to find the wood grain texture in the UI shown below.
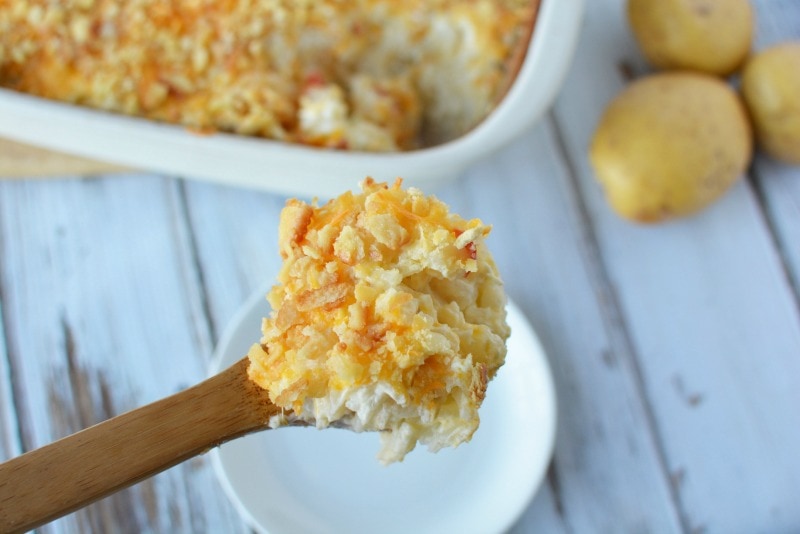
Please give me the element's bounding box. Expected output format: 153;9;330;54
750;0;800;303
753;157;800;299
439;132;682;533
0;1;797;533
0;304;22;463
179;181;288;340
553;1;800;531
0;358;279;533
0;176;249;533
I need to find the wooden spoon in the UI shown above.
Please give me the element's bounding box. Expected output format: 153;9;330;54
0;357;283;534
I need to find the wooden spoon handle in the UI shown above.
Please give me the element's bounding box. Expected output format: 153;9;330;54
0;357;279;533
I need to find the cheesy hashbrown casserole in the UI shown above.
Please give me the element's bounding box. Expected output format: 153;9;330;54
0;0;535;151
247;179;510;463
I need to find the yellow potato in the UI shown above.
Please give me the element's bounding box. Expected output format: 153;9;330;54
590;72;752;223
741;42;800;165
627;0;754;76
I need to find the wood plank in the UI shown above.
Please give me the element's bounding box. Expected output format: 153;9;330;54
437;127;682;532
0;175;248;533
553;1;800;531
750;0;800;302
179;181;288;341
0;300;23;462
753;157;800;299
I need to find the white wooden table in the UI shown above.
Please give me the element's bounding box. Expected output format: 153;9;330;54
1;1;799;532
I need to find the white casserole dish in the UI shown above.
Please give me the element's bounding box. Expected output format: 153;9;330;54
0;0;583;199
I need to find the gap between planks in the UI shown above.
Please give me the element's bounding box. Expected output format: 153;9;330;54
174;179;220;347
746;165;800;320
0;274;24;460
544;110;692;534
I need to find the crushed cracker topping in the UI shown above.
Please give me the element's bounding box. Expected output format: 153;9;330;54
0;0;534;151
248;178;510;463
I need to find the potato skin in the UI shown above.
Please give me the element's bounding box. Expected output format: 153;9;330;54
590;72;752;223
741;42;800;165
627;0;753;76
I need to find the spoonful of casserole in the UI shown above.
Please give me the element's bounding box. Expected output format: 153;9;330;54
0;179;510;532
249;178;510;463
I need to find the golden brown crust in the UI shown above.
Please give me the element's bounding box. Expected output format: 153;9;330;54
278;200;313;259
471;363;489;405
0;1;533;150
247;179;510;462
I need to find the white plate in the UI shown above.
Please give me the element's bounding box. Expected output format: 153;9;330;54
0;0;583;198
209;288;557;534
